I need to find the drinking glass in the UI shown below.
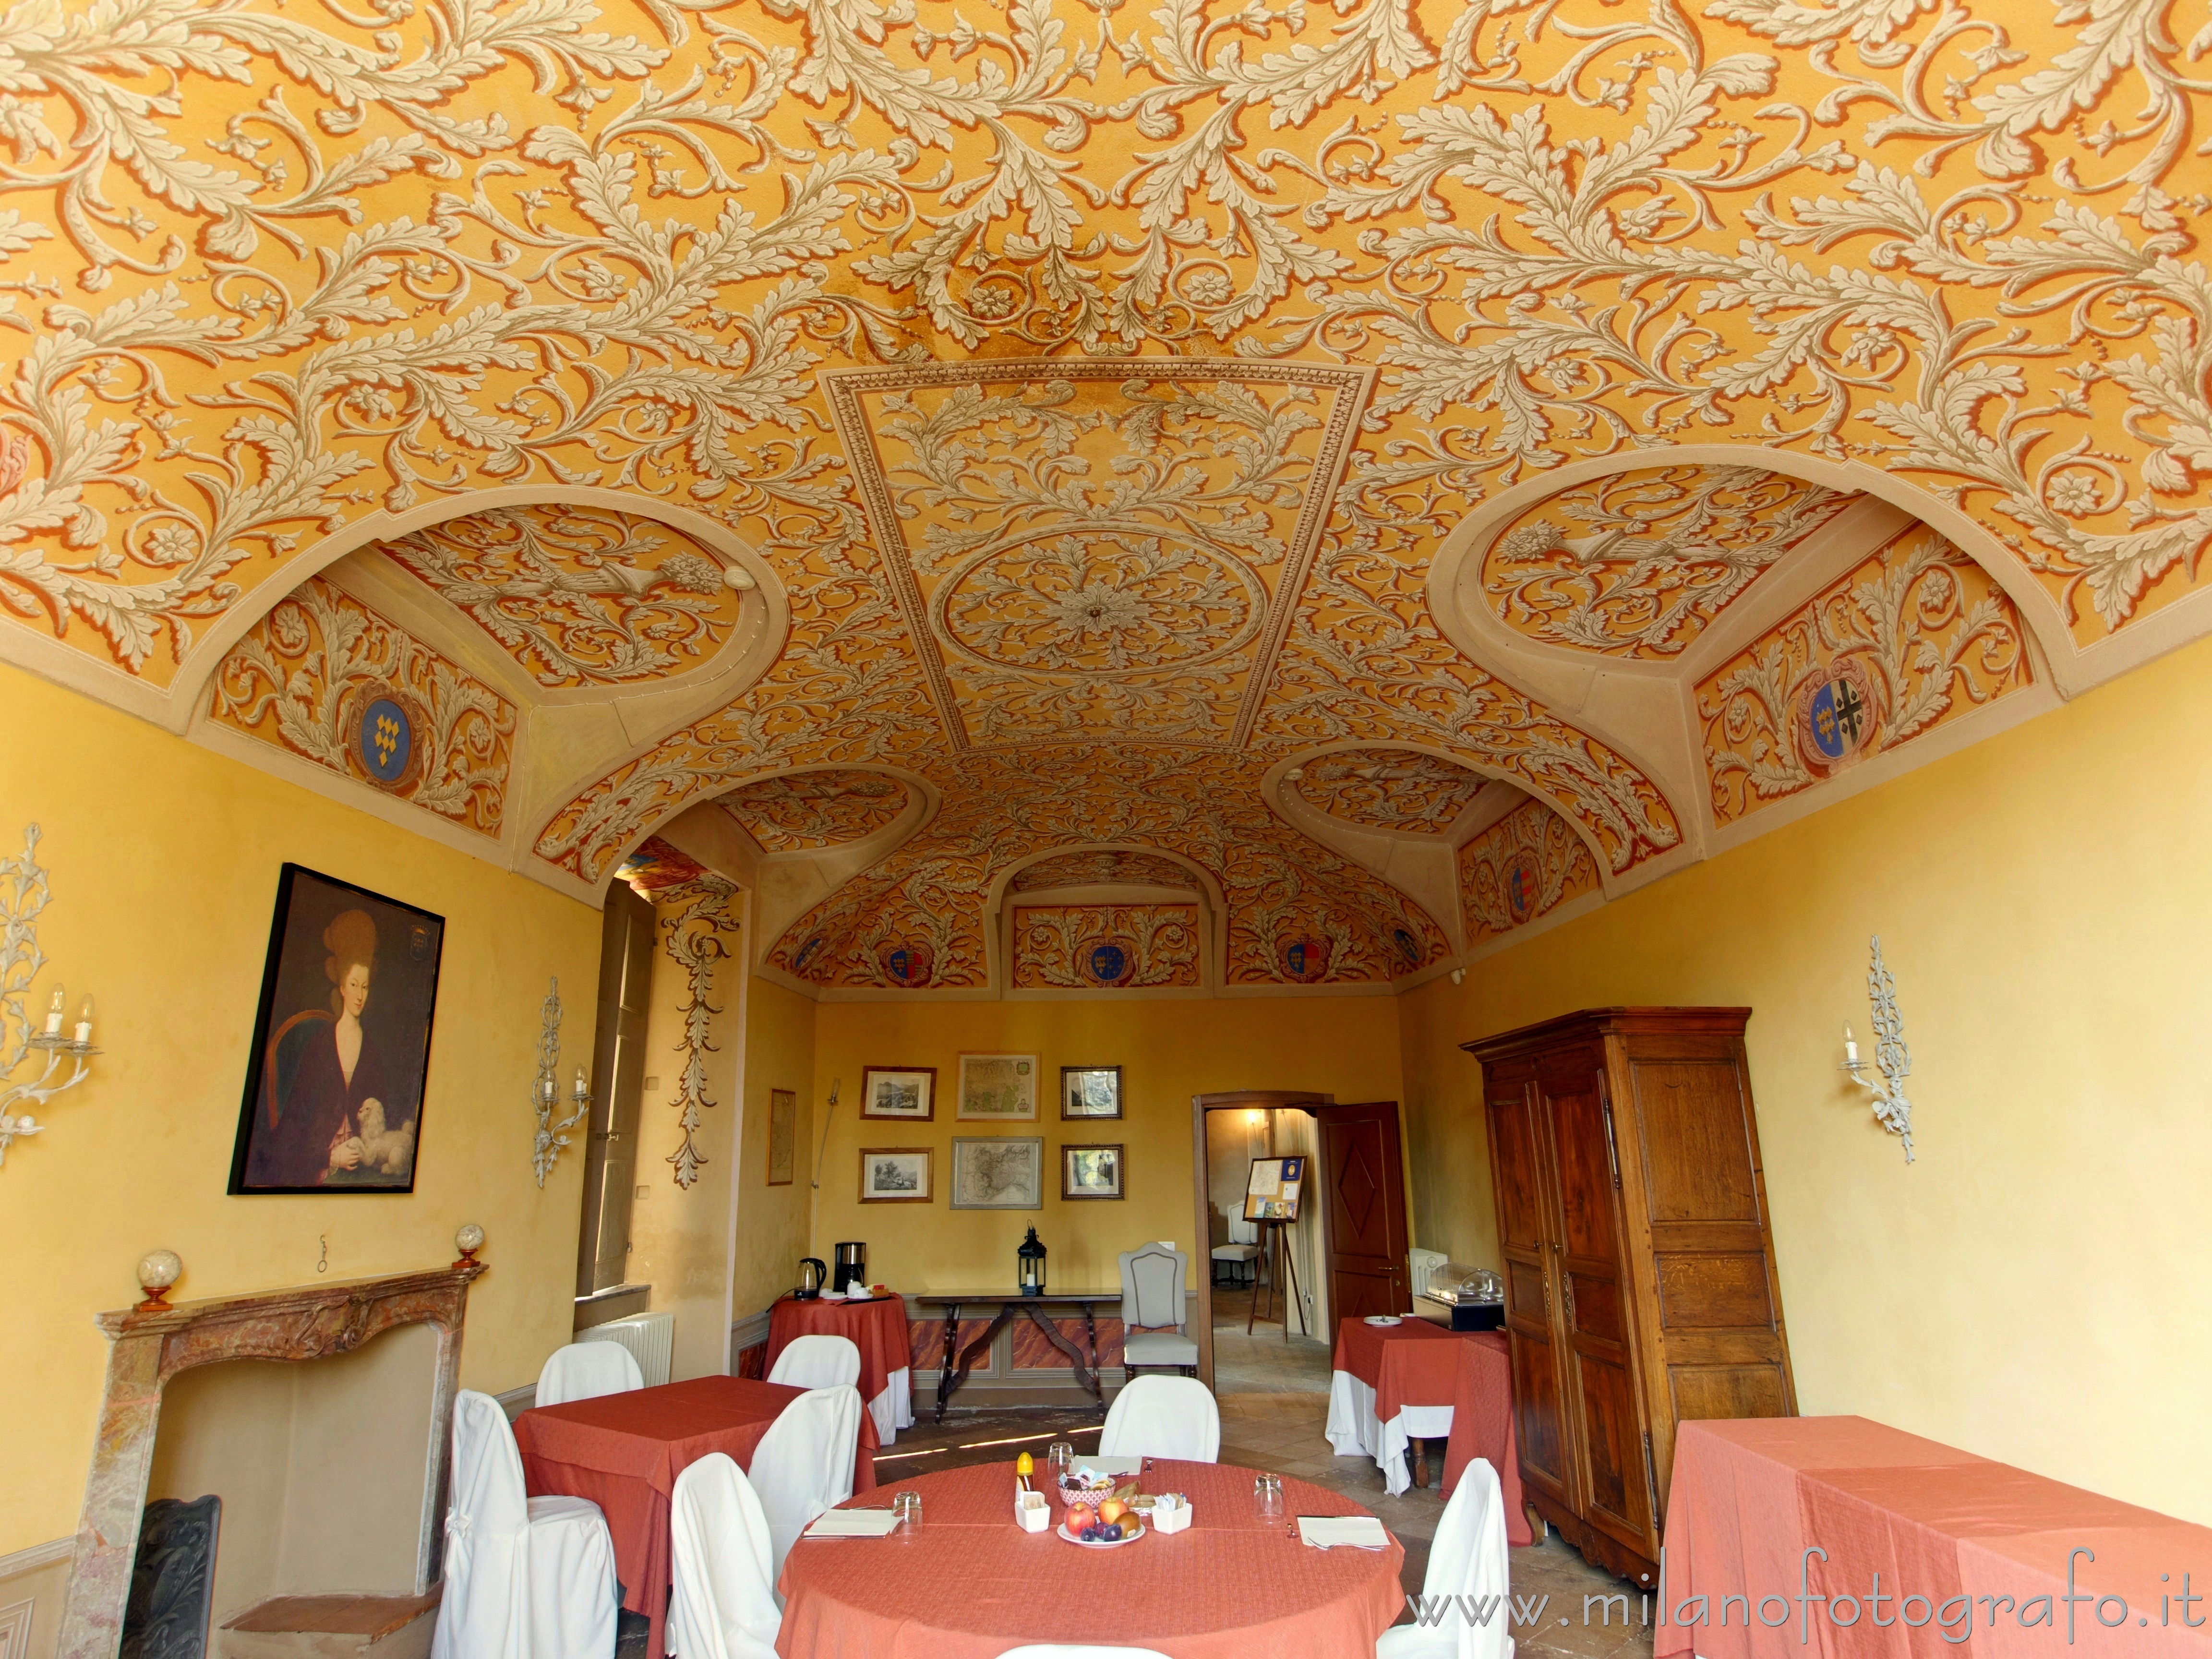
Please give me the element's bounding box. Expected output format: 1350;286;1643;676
891;1490;922;1533
1253;1473;1285;1522
1046;1441;1075;1481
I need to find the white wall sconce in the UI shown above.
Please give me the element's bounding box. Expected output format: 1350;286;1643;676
1;824;100;1169
530;977;591;1188
1841;934;1914;1163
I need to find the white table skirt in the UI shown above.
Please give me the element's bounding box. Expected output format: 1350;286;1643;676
1325;1368;1454;1497
868;1367;914;1445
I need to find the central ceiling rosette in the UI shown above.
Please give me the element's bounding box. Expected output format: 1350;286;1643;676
829;362;1372;751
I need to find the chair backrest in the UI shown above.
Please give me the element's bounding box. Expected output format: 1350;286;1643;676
534;1340;643;1408
767;1334;862;1391
1427;1457;1512;1659
1118;1244;1187;1332
747;1385;864;1587
1098;1375;1219;1462
1227;1214;1259;1246
669;1453;782;1659
429;1391;531;1659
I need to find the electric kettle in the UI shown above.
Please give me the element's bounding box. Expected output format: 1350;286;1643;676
795;1257;828;1301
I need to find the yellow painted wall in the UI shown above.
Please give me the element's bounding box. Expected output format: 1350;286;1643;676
0;661;600;1556
728;973;817;1322
807;997;1404;1294
1397;632;2212;1525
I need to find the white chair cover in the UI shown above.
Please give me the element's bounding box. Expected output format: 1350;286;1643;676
998;1648;1176;1657
533;1340;643;1408
767;1333;862;1391
669;1452;783;1659
430;1391;619;1659
1374;1456;1513;1659
1098;1375;1219;1463
747;1384;864;1590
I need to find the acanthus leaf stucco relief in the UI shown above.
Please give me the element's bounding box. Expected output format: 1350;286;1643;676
1459;796;1603;948
1009;851;1196;892
1011;904;1202;990
1698;528;2036;824
204;577;516;837
1293;748;1487;835
0;0;2201;992
717;769;906;852
621;836;742;1188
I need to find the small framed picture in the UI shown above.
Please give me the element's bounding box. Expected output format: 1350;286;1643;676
859;1147;933;1203
1062;1143;1125;1201
861;1065;936;1121
766;1088;796;1185
1060;1064;1122;1120
950;1137;1044;1209
958;1053;1038;1121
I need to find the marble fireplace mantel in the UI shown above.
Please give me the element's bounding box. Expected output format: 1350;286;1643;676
57;1261;486;1659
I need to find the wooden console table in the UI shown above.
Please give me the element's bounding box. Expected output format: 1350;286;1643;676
913;1289;1115;1421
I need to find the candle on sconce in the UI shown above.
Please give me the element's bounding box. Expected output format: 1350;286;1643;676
572;1062;589;1102
73;996;94;1045
1843;1022;1859;1065
44;985;64;1037
540;1075;556;1105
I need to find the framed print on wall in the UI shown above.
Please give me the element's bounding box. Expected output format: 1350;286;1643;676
861;1064;936;1121
228;864;446;1195
860;1146;933;1203
957;1053;1038;1121
1060;1064;1122;1119
1061;1143;1125;1200
949;1137;1044;1209
767;1088;796;1185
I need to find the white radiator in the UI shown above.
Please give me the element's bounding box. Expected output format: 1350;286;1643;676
580;1311;674;1387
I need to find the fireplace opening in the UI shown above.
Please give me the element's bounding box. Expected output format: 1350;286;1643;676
142;1321;438;1631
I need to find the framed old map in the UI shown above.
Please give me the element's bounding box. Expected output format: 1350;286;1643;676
957;1053;1037;1121
950;1137;1043;1209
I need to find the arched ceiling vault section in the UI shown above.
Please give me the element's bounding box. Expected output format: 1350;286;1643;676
988;843;1225;1001
1259;744;1509;956
168;490;790;903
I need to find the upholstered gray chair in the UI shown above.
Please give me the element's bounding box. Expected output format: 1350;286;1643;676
1210;1212;1264;1288
1117;1243;1198;1378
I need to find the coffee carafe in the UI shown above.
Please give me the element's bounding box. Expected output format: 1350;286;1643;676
833;1241;867;1294
795;1257;827;1300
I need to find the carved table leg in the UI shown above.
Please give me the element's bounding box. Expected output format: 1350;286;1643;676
934;1302;962;1423
1023;1302;1101;1410
940;1304;1016;1421
1411;1439;1431;1489
1083;1301;1102;1413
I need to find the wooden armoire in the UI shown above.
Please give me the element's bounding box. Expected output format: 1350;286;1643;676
1465;1008;1795;1586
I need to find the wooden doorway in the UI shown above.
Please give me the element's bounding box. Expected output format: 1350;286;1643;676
1313;1102;1411;1322
1188;1090;1332;1387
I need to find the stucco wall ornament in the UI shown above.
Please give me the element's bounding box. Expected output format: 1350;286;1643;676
1842;936;1915;1164
530;976;590;1188
0;825;100;1169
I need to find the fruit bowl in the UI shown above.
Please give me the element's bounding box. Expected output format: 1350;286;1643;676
1056;1469;1118;1504
1056;1520;1145;1549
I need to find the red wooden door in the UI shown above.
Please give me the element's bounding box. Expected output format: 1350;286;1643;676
1316;1103;1410;1323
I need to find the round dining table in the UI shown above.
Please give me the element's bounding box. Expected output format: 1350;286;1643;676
774;1458;1405;1659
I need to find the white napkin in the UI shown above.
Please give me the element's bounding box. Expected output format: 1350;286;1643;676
804;1510;903;1538
1074;1456;1142;1478
1298;1516;1390;1551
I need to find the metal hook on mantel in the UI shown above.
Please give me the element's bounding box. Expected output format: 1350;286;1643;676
1841;935;1915;1163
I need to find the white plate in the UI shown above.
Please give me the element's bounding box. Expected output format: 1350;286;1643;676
1363;1315;1402;1326
1057;1521;1145;1549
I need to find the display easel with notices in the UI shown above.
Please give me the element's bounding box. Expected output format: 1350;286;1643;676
1242;1155;1308;1339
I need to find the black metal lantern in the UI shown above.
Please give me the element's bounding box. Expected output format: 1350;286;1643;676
1017;1226;1046;1296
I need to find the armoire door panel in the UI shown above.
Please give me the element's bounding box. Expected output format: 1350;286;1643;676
1669;1364;1791;1425
1565;1268;1623;1345
1655;1254;1776;1329
1569;1349;1651;1544
1487;1088;1551;1256
1546;1075;1622;1266
1509;1329;1572;1501
1505;1258;1550;1324
1628;1058;1760;1223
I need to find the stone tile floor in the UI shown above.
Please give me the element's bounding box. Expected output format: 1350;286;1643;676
618;1382;1656;1658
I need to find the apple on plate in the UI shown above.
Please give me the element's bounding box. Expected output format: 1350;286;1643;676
1098;1499;1126;1526
1065;1504;1096;1533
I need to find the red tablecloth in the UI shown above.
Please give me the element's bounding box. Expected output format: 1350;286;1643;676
1438;1332;1534;1545
1334;1315;1464;1422
1658;1417;2212;1659
775;1459;1404;1659
517;1376;880;1659
765;1292;910;1420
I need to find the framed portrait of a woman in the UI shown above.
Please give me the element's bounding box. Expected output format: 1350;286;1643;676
227;865;446;1195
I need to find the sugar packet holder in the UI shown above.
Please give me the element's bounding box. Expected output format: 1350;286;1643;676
1152;1492;1192;1534
1014;1491;1051;1533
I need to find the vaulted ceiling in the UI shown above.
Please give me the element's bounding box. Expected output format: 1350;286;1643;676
0;0;2201;994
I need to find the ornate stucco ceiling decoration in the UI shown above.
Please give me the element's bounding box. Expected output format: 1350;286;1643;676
1460;797;1602;950
1009;851;1198;892
377;506;754;690
1480;467;1862;660
1291;748;1487;836
1012;905;1202;990
826;364;1371;751
717;769;907;852
0;0;2198;994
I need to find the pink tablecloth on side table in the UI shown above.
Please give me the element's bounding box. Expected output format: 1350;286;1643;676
775;1459;1404;1659
764;1291;914;1444
517;1376;880;1659
1437;1331;1534;1545
1659;1416;2212;1659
